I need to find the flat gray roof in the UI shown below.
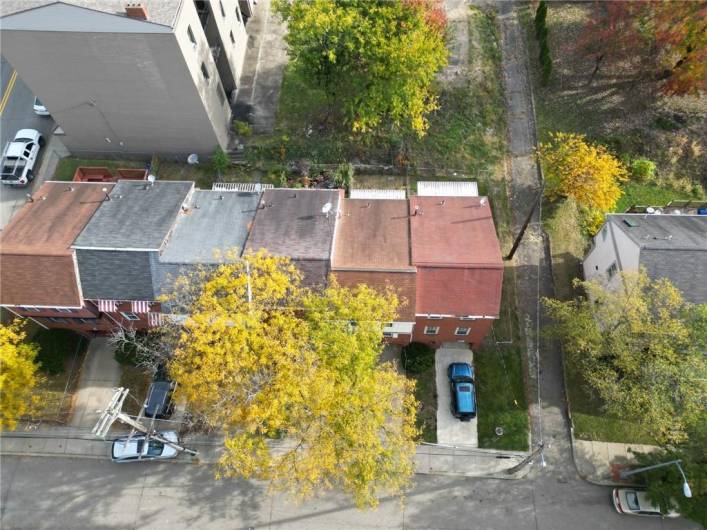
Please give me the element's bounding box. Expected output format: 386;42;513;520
0;1;181;28
609;214;707;250
160;190;261;264
245;189;341;260
73;180;193;250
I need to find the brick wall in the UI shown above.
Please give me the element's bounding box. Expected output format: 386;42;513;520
412;317;493;348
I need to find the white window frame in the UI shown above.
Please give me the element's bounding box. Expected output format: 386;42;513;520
423;326;439;335
21;306;42;312
56;308;74;314
427;314;443;320
120;312;140;321
606;261;618;279
187;25;197;49
459;316;477;321
454;327;471;336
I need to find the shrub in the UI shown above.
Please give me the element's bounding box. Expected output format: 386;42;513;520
211;147;230;174
233;120;252;137
35;329;83;375
114;339;140;366
402;342;435;374
332;163;354;191
628;158;657;182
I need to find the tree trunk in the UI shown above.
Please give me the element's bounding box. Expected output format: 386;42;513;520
586;53;604;86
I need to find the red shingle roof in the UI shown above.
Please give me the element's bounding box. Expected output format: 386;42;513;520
0;182;111;307
409;196;502;267
415;267;503;317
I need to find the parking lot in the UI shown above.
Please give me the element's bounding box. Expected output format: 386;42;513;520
435;343;478;447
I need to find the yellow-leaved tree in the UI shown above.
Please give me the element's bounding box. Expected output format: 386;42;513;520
167;251;419;507
0;320;41;431
539;132;628;212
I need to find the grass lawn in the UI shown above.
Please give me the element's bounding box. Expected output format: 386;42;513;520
53;157;146;181
409;365;437;444
614;182;698;213
543;199;587;301
32;329;87;422
118;365;151;417
475;344;528;451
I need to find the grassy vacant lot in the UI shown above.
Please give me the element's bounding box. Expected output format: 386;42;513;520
521;2;705;201
32;329;86;422
53;157;146;181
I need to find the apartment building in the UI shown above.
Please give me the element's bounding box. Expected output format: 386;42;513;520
0;1;251;156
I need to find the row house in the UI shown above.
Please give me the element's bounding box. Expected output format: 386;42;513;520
1;182;503;348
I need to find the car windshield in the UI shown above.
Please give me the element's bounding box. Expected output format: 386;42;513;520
146;440;165;457
625;491;640;511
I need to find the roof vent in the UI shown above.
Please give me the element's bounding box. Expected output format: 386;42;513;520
125;3;148;20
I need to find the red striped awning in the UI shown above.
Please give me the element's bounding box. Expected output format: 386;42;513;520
131;301;151;313
97;300;118;312
148;312;162;327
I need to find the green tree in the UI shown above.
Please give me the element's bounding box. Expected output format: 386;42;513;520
274;0;448;136
167;251;419;507
544;271;707;444
631;416;707;527
0;321;41;430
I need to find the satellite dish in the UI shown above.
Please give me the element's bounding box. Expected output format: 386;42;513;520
321;202;332;215
147;174;156;184
646;207;655;214
187;153;199;165
480;197;488;206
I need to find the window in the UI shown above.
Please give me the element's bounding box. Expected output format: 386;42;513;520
383;332;395;338
187;25;197;48
454;327;471;336
427;314;443;320
56;308;74;314
459;316;477;321
216;82;226;105
200;62;210;82
219;0;226;17
21;306;41;312
424;326;439;335
48;317;68;323
229;30;235;44
235;5;242;23
120;312;140;321
606;262;618;279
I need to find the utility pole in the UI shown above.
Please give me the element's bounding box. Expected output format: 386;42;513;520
505;443;544;475
93;387;198;456
620;459;692;498
505;187;544;261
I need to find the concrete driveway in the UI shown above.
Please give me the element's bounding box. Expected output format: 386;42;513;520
435;343;478;447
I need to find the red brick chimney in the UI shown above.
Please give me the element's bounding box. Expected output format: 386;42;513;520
125;3;148;20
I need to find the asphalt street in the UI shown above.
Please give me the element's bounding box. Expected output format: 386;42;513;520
0;55;59;229
0;455;699;530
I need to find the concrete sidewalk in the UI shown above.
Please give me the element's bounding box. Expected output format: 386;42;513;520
573;439;660;485
69;338;122;430
234;0;288;133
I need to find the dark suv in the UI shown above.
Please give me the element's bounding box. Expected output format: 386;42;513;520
144;366;175;419
448;362;476;421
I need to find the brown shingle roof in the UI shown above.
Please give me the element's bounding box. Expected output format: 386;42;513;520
332;270;416;321
409;196;503;268
0;182;111;307
332;199;413;271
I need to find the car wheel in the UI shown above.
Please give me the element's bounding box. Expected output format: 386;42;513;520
38;137;45;147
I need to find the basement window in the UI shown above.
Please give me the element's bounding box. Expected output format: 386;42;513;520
606;262;618;279
454;327;471;336
424;326;440;335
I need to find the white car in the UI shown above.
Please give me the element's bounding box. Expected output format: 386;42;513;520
612;488;680;518
1;129;43;187
33;97;49;116
110;431;179;462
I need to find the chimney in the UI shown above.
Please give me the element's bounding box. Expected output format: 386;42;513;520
125;3;148;20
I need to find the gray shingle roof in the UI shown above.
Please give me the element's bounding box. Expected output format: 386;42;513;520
159;190;260;264
608;214;707;250
77;249;155;300
609;214;707;304
245;189;341;260
73;181;193;250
